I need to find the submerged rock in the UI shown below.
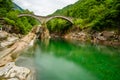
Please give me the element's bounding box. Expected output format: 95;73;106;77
0;62;30;80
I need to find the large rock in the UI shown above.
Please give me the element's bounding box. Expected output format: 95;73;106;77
0;36;19;49
0;33;19;52
0;27;37;66
0;62;30;80
0;31;8;41
38;26;50;39
102;31;115;38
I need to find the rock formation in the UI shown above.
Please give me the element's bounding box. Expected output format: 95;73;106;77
0;31;8;41
0;26;40;67
38;26;50;40
0;62;30;80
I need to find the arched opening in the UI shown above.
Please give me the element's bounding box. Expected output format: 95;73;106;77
46;16;73;24
46;17;73;35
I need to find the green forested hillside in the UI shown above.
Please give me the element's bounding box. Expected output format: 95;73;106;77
0;0;13;17
50;0;120;31
0;0;39;34
0;0;120;34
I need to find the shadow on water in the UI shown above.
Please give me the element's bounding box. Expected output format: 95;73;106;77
17;39;120;80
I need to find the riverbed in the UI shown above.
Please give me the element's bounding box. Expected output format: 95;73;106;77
16;39;120;80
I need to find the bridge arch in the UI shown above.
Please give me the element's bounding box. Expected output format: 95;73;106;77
18;14;42;23
46;16;73;24
18;14;73;24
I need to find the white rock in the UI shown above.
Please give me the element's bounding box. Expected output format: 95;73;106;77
0;62;30;80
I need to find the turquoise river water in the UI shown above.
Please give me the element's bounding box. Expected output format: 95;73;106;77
16;39;120;80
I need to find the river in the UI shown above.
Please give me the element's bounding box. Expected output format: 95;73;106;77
16;39;120;80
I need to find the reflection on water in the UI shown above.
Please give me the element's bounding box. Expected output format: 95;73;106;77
17;39;120;80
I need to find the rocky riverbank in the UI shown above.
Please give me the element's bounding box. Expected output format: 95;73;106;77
0;31;23;51
0;62;30;80
51;30;120;46
0;26;40;80
64;30;120;46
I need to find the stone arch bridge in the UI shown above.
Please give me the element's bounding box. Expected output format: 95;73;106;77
18;14;73;24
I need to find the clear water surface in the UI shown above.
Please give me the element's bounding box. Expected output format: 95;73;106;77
16;39;120;80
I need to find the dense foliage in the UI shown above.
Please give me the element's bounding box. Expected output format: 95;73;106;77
0;0;39;34
47;18;72;34
52;0;120;31
1;0;120;34
0;0;13;17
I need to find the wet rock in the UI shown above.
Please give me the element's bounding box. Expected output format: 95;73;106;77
0;62;30;80
16;56;37;80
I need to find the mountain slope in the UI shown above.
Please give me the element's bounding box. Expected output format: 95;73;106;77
0;0;39;34
52;0;120;30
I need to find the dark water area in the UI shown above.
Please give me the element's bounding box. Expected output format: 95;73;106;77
16;39;120;80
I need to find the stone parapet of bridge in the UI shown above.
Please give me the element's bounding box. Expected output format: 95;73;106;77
18;14;73;24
